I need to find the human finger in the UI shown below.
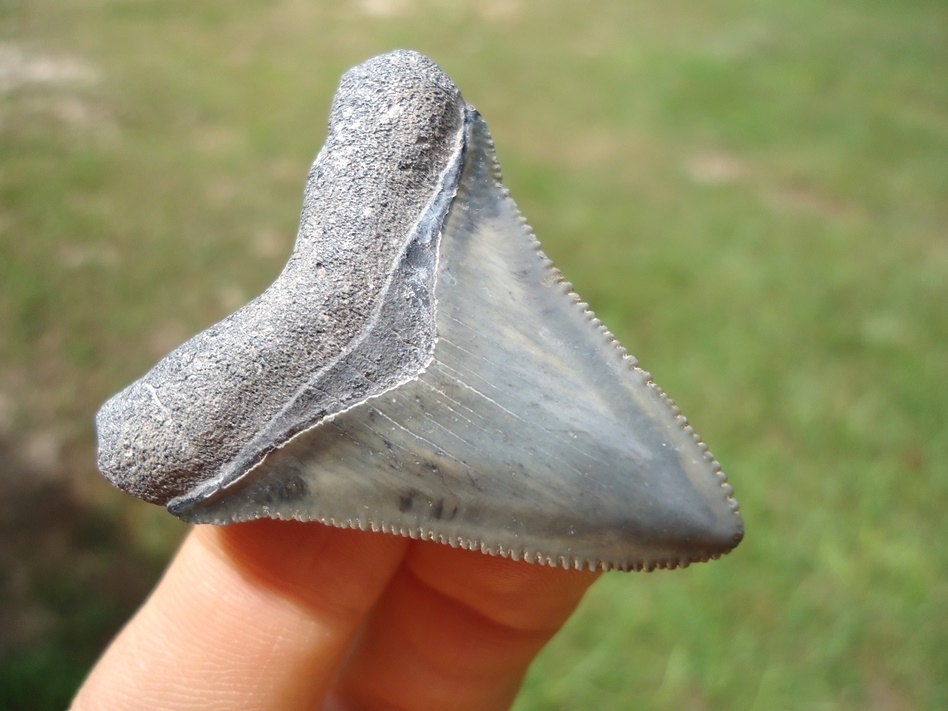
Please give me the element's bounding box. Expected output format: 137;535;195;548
72;519;407;710
328;540;599;711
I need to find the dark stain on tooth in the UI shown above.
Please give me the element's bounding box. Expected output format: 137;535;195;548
277;473;309;502
433;499;460;521
237;470;310;509
398;489;416;512
427;498;459;521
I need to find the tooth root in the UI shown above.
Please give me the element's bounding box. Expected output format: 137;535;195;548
95;50;464;506
96;50;742;572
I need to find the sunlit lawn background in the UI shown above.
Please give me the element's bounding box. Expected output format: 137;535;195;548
1;0;945;708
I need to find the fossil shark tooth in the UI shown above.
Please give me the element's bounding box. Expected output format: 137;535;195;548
95;50;742;572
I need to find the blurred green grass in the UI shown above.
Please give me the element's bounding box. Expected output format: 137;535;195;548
1;0;945;708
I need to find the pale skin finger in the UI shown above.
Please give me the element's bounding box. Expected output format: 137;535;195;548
330;543;598;711
72;521;408;710
72;519;598;711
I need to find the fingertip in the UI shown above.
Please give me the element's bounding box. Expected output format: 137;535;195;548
329;541;600;711
406;539;600;633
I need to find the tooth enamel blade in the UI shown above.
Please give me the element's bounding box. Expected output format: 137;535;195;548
172;111;742;572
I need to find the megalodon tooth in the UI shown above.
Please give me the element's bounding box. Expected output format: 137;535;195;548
96;50;742;572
